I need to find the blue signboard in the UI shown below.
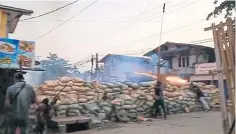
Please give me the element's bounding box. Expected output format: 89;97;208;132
0;37;35;68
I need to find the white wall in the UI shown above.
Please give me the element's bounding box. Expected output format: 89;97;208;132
171;55;197;75
172;55;197;69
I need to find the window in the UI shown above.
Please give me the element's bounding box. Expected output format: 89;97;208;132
186;56;189;66
178;56;190;67
182;57;186;67
178;57;181;67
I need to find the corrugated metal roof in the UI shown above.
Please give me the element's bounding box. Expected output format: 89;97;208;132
0;5;33;34
99;54;151;63
143;41;214;56
0;5;33;14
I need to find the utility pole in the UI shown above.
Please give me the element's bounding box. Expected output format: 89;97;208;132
91;55;94;81
156;2;166;82
95;53;99;79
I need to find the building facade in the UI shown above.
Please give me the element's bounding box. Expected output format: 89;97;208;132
144;42;216;80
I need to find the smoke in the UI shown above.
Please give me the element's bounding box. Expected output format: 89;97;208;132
24;55;81;85
102;55;155;83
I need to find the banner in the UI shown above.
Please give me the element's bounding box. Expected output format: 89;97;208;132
195;63;217;74
0;37;35;68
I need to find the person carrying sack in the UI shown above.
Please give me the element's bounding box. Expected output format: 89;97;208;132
4;72;37;134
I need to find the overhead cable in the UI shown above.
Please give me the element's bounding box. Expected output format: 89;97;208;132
35;0;97;40
19;0;79;21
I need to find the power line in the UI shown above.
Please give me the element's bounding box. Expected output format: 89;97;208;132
105;0;189;37
99;0;201;45
38;38;213;67
65;18;209;60
103;19;205;51
116;39;214;56
35;0;97;40
20;1;172;24
19;0;79;22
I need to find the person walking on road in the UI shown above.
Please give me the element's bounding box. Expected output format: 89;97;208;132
4;72;37;134
190;82;210;111
152;81;167;119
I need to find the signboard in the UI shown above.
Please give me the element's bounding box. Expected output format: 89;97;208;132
0;37;35;68
195;63;217;74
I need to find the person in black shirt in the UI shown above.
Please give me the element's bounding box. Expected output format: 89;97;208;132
190;82;210;111
152;81;167;119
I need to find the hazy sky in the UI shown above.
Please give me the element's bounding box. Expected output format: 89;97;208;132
1;0;226;71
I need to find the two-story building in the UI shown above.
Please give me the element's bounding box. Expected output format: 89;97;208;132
144;42;216;81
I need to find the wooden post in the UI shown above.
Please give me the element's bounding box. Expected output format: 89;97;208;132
0;11;8;38
206;23;229;134
205;18;235;134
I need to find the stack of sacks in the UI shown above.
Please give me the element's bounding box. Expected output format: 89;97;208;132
35;77;220;122
36;77;97;117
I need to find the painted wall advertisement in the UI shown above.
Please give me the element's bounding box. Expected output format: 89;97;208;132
195;63;217;75
0;37;35;68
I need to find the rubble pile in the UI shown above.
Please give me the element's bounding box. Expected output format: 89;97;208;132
36;77;220;123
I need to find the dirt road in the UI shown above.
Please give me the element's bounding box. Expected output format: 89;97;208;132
73;111;223;134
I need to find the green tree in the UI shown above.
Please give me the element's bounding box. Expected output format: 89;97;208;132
207;0;235;20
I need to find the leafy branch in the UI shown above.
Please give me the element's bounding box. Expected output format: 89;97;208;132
207;0;235;20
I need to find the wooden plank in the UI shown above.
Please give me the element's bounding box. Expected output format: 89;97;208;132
217;22;235;124
0;10;7;38
211;23;229;134
52;116;91;125
226;18;235;74
204;18;235;31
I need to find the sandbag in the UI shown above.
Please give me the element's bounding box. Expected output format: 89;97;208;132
39;84;54;91
104;83;115;88
57;105;69;111
72;78;84;83
63;87;72;92
98;101;111;107
101;106;112;114
86;91;96;96
58;110;66;116
83;103;100;113
116;109;130;122
43;91;55;96
44;80;58;87
113;88;121;92
78;99;87;103
66;81;74;86
59;77;72;83
87;96;95;100
97;112;107;120
73;82;84;87
68;109;81;116
105;88;113;93
140;82;153;87
54;86;65;91
68;104;80;109
78;95;87;99
123;105;136;109
90;114;102;124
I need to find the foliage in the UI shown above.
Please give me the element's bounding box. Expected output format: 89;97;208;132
40;53;81;81
25;53;81;85
207;0;235;20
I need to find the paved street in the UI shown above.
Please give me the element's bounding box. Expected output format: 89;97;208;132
73;111;223;134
